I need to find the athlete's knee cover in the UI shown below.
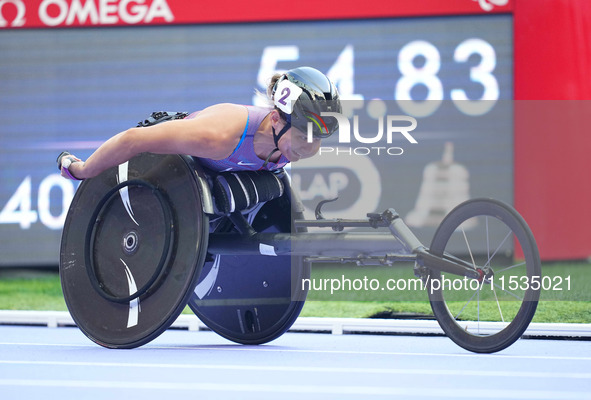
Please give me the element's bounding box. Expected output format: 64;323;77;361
212;171;284;215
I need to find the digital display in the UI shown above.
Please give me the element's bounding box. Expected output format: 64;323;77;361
0;14;512;265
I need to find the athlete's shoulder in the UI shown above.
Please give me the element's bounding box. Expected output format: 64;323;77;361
199;103;248;115
184;103;248;130
247;105;273;113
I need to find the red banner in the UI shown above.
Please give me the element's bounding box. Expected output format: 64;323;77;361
514;0;591;260
0;0;512;29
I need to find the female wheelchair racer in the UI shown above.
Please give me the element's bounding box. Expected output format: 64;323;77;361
57;67;541;353
57;67;346;349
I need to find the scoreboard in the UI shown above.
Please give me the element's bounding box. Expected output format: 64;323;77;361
0;0;514;265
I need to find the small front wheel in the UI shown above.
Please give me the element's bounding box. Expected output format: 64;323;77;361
427;198;541;353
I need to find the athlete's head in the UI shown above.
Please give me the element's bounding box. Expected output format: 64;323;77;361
267;67;341;161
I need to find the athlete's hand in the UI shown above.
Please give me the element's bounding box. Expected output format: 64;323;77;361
57;151;83;180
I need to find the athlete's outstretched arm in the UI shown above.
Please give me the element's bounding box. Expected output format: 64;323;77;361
61;104;247;180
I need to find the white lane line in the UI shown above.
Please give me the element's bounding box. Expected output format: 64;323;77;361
153;345;591;362
1;342;591;361
0;342;94;348
0;360;589;379
0;379;588;399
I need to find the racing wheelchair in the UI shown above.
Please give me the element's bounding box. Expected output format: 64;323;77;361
59;116;541;354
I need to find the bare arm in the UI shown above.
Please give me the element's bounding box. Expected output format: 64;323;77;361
64;103;248;179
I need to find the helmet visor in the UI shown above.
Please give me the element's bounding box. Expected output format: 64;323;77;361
290;99;341;139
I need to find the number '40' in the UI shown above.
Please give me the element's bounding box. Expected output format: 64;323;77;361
0;175;75;230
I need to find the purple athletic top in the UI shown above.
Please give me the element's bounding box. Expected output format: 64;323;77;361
185;106;289;172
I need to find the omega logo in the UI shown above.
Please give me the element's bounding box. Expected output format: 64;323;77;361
0;0;26;28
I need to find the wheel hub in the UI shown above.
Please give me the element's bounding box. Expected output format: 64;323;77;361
122;231;139;255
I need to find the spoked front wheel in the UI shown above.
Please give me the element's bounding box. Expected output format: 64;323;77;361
427;198;541;353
